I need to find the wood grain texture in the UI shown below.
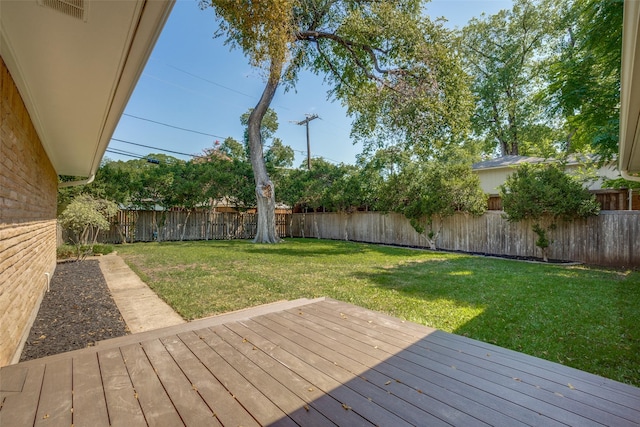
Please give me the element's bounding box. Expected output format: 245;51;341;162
1;298;639;426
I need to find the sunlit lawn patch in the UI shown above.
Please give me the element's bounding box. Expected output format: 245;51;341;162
117;238;640;387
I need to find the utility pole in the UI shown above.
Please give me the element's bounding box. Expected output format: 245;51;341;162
294;114;319;170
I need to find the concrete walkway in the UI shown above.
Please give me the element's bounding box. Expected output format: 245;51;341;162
98;253;185;333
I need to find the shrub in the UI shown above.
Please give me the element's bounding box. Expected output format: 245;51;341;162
56;243;114;260
500;162;600;261
58;194;118;260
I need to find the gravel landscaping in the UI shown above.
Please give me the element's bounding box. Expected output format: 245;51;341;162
19;259;129;362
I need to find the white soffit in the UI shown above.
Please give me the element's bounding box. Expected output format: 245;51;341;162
620;0;640;175
0;0;174;177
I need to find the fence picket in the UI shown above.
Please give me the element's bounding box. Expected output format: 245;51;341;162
61;210;638;267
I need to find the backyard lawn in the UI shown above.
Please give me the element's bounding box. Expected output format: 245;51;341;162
116;238;640;387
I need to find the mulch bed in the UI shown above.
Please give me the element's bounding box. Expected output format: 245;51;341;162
20;259;129;362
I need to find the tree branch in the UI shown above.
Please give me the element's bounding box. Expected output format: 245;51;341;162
297;30;392;78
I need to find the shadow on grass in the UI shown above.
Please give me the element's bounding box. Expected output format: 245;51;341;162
354;257;640;386
243;238;442;259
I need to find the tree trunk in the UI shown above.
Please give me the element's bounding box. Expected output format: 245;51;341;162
542;249;549;263
426;217;443;250
180;210;192;241
129;211;138;243
249;61;282;243
289;215;294;238
313;215;320;239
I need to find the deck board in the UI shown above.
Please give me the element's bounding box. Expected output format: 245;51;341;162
308;301;637;426
0;364;44;426
159;334;261;427
271;308;538;426
320;299;640;425
1;297;639;426
140;339;219;426
178;330;297;427
241;317;417;427
98;347;147;427
72;353;110;427
276;308;535;426
119;343;184;427
34;358;72;427
197;326;334;427
290;305;556;425
224;321;377;427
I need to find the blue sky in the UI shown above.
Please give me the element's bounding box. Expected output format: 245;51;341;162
108;0;513;167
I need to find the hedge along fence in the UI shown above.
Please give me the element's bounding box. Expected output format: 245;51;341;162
74;209;638;267
289;211;640;267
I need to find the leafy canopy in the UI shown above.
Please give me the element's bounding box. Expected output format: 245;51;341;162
59;194;118;257
203;0;472;159
544;0;623;159
377;157;486;249
500;162;600;222
460;0;558;157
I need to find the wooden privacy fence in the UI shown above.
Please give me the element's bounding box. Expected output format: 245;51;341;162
81;210;638;267
94;210;290;243
289;211;640;267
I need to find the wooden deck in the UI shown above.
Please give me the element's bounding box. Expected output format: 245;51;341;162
1;297;639;426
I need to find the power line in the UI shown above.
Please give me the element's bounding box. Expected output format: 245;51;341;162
122;113;226;139
167;64;256;100
106;147;146;158
111;138;201;158
105;148;160;163
166;64;291;111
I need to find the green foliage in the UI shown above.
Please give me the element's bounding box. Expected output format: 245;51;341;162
203;0;475;242
91;244;115;255
167;161;209;211
345;16;474;159
277;159;352;211
193;154;256;211
500;162;599;260
58;194;118;259
241;108;279;147
265;138;294;171
216;137;246;161
544;0;623;158
603;177;640;191
56;244;77;260
57;243;114;260
461;0;558;157
532;223;552;250
380;159;486;248
500;162;600;222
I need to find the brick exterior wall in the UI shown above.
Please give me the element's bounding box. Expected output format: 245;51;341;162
1;57;58;366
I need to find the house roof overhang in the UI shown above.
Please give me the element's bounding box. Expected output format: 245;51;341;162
620;0;640;180
0;0;174;181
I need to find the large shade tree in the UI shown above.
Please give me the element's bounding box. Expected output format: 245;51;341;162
460;0;558;157
201;0;470;242
545;0;623;158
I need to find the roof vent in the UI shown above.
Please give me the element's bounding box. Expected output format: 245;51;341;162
39;0;87;22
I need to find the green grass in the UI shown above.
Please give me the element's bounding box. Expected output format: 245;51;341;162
116;238;640;387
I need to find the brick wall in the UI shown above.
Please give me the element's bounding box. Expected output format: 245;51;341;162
0;57;58;366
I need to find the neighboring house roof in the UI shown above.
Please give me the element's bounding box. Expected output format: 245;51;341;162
471;154;606;171
472;155;619;194
620;0;640;179
0;0;175;179
472;155;546;171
